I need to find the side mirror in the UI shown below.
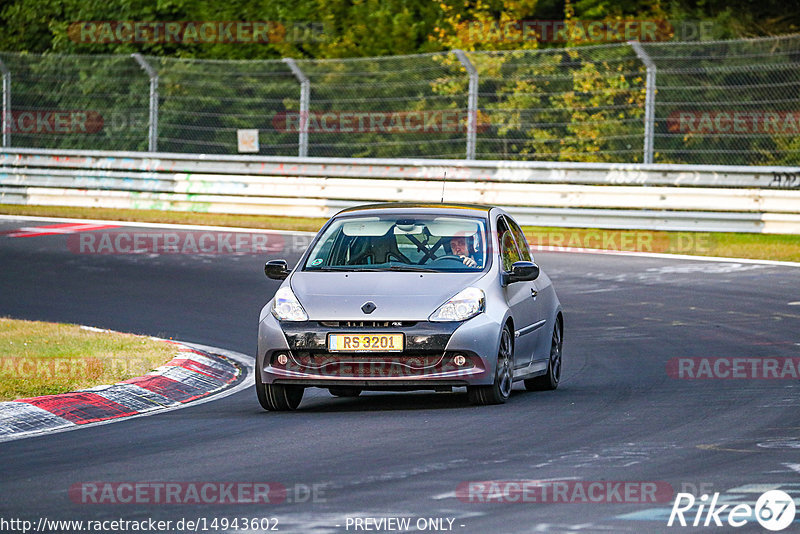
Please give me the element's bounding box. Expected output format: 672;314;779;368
505;261;539;285
265;259;290;280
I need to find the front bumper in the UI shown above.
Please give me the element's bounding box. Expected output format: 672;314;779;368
257;314;502;388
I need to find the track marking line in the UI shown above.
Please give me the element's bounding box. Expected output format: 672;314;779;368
0;214;316;236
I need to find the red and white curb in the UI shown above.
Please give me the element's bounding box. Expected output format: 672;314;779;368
1;221;121;238
0;340;254;443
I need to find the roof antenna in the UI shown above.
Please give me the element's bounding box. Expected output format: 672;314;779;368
441;171;447;203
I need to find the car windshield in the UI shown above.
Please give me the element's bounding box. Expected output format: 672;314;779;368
303;214;488;272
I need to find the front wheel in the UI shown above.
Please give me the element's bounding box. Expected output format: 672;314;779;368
468;325;513;405
256;363;304;411
525;317;562;391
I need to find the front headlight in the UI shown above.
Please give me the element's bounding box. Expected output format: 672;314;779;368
271;286;308;321
429;287;485;322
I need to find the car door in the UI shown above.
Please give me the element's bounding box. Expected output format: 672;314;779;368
506;216;548;368
497;216;540;370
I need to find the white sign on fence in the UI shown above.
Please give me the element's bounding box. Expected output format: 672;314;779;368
237;129;259;153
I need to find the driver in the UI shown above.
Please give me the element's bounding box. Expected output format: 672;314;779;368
449;236;478;267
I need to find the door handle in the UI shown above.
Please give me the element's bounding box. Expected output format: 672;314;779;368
531;288;538;298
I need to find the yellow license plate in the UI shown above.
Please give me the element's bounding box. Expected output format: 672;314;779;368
328;333;404;352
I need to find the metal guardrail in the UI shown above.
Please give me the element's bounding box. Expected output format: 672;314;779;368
4;148;800;187
2;148;799;234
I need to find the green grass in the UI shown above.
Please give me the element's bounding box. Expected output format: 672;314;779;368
0;317;178;401
2;204;799;262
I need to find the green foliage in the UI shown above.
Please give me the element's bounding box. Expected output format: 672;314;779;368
1;0;796;58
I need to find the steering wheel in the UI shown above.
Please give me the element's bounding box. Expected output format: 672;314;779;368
433;254;466;262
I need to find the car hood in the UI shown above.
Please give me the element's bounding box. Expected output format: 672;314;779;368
289;271;488;321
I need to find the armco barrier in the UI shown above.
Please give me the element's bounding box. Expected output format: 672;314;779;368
2;148;800;233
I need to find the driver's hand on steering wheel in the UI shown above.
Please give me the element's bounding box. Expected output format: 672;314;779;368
460;255;477;267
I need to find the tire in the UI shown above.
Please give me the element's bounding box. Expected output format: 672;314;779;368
468;325;514;405
525;316;562;391
255;361;304;411
329;386;362;398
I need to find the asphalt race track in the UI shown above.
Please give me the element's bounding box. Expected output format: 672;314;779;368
1;218;799;534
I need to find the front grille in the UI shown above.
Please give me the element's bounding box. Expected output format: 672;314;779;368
268;348;482;380
279;320;459;353
318;321;417;328
292;352;444;369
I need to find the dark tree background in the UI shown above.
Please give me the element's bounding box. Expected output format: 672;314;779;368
1;0;797;58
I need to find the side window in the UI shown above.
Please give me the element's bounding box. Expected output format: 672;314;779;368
508;218;532;262
497;218;521;271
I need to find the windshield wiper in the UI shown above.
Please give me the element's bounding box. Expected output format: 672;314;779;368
313;266;358;271
382;265;437;272
313;265;437;272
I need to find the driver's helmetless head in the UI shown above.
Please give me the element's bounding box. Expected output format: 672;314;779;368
450;236;468;255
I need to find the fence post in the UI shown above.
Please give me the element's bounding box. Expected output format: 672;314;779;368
629;41;656;164
132;54;159;152
453;49;478;160
0;58;10;148
283;58;310;158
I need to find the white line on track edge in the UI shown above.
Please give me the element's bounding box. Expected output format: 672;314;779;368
0;214;317;236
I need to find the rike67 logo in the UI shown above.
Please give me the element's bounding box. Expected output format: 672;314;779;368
668;490;796;531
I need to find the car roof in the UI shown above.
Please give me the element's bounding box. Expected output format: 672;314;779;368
336;202;495;217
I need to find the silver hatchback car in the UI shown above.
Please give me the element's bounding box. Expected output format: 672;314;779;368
256;203;563;410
